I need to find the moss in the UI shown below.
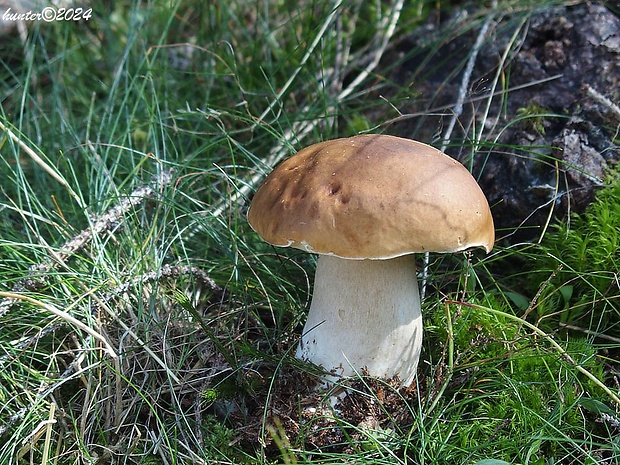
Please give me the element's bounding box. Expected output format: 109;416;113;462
516;103;554;136
526;172;620;337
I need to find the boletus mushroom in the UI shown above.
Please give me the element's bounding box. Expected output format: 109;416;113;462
248;134;494;386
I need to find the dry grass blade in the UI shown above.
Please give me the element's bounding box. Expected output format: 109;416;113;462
0;291;117;358
41;402;56;465
0;119;85;209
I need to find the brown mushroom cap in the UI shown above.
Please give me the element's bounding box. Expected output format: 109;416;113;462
248;134;494;259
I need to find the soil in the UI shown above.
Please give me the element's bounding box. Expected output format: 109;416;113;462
232;365;430;455
387;2;620;243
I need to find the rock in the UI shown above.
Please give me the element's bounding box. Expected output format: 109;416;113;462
390;3;620;242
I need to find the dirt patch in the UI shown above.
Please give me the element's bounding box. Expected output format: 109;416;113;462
234;365;428;456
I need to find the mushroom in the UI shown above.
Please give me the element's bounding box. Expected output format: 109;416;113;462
248;134;494;386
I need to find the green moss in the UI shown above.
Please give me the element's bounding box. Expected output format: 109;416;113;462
425;292;609;463
526;173;620;336
515;103;554;136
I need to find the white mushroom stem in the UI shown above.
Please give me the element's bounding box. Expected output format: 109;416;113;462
295;254;422;386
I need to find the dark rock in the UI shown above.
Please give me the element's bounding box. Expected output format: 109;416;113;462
389;3;619;243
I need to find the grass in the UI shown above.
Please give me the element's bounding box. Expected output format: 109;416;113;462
0;0;619;464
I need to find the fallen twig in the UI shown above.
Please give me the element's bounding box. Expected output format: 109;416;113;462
0;169;175;318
